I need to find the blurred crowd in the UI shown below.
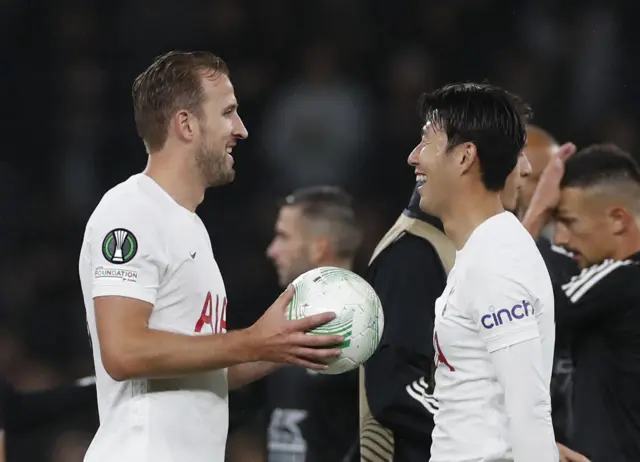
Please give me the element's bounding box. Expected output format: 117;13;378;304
1;0;638;460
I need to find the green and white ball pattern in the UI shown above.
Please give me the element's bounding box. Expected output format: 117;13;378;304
288;266;384;374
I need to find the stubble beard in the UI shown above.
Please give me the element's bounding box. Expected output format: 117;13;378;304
196;135;235;188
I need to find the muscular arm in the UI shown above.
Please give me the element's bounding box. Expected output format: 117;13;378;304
96;296;259;381
492;340;558;462
88;201;340;384
89;204;261;382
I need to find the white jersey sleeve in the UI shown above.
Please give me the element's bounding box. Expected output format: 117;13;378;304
87;201;167;305
466;270;539;353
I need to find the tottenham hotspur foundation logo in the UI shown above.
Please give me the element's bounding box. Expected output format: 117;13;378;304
102;228;138;264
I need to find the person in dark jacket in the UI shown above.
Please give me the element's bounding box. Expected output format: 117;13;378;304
525;143;640;462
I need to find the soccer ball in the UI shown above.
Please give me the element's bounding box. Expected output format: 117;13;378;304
287;266;384;374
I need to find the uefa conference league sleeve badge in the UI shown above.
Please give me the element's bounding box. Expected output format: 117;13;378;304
102;228;138;264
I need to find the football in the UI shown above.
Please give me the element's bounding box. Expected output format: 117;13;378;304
287;266;384;374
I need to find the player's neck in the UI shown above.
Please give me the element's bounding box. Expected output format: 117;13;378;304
614;229;640;261
319;258;353;271
440;191;504;250
144;154;205;213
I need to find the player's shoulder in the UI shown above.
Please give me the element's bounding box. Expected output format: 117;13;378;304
88;174;161;226
560;256;640;303
459;239;548;295
467;212;532;254
461;213;537;267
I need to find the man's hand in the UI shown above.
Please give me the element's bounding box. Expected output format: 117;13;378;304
531;142;577;213
558;442;590;462
522;142;577;239
247;286;343;370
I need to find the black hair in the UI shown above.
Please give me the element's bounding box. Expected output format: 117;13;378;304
419;82;532;191
561;143;640;189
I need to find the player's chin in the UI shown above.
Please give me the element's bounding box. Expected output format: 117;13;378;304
278;271;294;288
500;186;517;211
208;170;235;187
418;195;435;215
503;199;517;214
575;254;589;269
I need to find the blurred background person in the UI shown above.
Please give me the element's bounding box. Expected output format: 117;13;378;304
264;186;362;462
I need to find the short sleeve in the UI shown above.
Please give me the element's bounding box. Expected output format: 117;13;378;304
86;202;167;305
466;272;540;353
555;259;638;328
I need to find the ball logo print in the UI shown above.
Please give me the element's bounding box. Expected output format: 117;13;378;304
481;300;534;329
102;228;138;264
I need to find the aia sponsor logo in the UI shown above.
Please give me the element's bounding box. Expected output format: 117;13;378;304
194;292;227;334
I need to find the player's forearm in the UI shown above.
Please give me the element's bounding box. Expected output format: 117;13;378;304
227;362;281;390
104;328;259;381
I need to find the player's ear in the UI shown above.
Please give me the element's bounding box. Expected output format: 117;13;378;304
172;110;198;143
308;237;330;265
608;205;632;235
458;142;478;175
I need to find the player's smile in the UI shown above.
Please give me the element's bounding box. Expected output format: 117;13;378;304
416;164;431;193
417;168;431;197
225;144;235;164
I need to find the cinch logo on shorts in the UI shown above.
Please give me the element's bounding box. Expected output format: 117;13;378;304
481;300;534;329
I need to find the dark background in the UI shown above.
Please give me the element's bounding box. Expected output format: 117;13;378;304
1;0;638;460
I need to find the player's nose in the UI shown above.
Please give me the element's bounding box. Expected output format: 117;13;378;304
519;153;532;178
234;115;249;139
553;223;569;247
266;241;279;261
407;143;421;166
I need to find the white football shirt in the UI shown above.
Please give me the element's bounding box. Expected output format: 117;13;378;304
79;174;229;462
431;212;556;462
